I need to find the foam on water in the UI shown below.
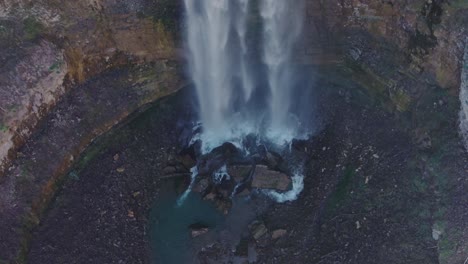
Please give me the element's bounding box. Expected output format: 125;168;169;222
263;171;304;203
213;164;230;184
176;166;198;207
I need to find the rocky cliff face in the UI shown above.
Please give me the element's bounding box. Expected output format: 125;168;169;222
301;2;468;263
0;0;183;262
0;0;182;178
303;0;467;98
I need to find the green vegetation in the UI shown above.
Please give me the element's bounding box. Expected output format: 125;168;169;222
48;61;63;73
22;17;44;41
327;165;357;211
0;122;8;133
450;0;468;9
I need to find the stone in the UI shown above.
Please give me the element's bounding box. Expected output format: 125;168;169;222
204;192;216;201
227;165;252;182
271;229;287;240
191;228;209;238
163;166;177;174
432;228;442;240
193;178;210;194
177;154;196;170
127;210;134;218
252;223;268;240
251;165;291;191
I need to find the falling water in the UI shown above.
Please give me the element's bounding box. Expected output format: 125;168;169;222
184;0;256;152
184;0;307;153
261;0;305;141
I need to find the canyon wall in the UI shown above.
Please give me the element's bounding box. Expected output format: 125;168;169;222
0;0;182;178
303;0;467;108
0;0;183;262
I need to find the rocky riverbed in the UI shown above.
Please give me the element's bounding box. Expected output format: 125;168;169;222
23;66;468;263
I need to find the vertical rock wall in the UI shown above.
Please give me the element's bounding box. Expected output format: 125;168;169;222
460;38;468;150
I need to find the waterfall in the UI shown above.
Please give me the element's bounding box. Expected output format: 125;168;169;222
260;0;305;141
184;0;307;152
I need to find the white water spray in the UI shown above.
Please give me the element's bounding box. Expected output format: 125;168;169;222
183;1;308;203
176;166;198;207
261;0;305;138
184;0;257;153
184;0;307;153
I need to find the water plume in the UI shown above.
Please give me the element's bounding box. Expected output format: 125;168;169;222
183;0;311;202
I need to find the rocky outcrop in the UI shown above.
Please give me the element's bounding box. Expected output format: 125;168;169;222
303;0;467;105
0;0;181;178
0;39;67;179
251;165;291;191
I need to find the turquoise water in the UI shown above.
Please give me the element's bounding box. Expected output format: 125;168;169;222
149;191;223;264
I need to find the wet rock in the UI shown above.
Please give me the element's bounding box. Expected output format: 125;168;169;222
252;223;268;240
266;152;281;169
204;192;216;201
193;178;210;194
227;165;253;183
251;165;291;191
163;166;177;174
271;229;287;240
177;154;196;170
235;188;251;197
191;228;209;238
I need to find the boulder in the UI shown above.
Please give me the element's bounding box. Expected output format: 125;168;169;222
193;178;210;194
191;228;209;238
177;154;196;170
271;229;287;239
252;223;268;240
251;165;291;191
227;165;253;183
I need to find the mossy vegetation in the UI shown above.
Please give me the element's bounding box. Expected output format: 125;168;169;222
326;165;357;212
0;122;8;132
449;0;468;9
390;89;411;112
137;0;181;40
22;17;44;41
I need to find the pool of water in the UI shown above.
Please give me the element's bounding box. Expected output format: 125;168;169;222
149;189;224;264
